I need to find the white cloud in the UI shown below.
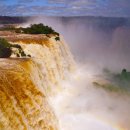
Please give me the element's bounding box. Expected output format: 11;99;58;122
0;0;130;17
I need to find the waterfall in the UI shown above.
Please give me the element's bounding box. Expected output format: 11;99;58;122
0;34;75;130
0;33;129;130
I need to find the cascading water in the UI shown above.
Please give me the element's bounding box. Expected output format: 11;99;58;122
0;59;58;130
0;32;129;130
0;33;75;130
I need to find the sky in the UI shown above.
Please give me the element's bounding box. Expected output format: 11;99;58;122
0;0;130;17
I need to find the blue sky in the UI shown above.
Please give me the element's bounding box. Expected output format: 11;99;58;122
0;0;130;17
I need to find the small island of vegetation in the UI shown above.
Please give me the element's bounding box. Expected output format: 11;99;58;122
93;68;130;94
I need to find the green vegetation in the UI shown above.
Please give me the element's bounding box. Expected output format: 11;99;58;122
93;68;130;94
0;38;31;58
21;23;59;35
0;38;12;58
55;37;60;41
120;69;130;81
103;68;130;82
111;69;130;85
93;82;127;94
15;23;60;41
0;23;60;41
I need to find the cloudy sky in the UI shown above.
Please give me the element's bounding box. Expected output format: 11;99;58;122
0;0;130;17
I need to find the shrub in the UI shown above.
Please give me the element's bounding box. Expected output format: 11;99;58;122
0;47;12;58
55;37;60;41
16;23;60;36
0;38;31;58
0;38;11;48
0;38;11;58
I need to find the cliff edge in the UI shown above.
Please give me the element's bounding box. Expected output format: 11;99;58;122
0;31;75;130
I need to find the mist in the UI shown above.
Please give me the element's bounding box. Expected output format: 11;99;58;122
23;16;130;130
25;16;130;72
51;66;130;130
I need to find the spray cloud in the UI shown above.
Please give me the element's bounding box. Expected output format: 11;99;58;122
24;16;130;130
